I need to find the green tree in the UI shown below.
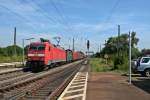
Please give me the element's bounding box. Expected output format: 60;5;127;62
0;45;23;56
100;32;139;70
101;32;139;59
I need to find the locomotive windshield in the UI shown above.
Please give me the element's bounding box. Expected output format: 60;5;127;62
29;45;45;51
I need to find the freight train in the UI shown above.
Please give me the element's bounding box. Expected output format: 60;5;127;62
25;40;85;72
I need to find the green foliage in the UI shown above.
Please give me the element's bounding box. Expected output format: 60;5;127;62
101;32;139;56
131;32;139;47
90;58;112;72
113;56;124;69
113;55;128;71
0;45;23;56
0;45;23;62
92;52;101;58
131;48;140;59
0;56;23;63
99;31;139;72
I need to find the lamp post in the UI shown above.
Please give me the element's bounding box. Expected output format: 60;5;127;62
129;31;132;84
22;38;34;66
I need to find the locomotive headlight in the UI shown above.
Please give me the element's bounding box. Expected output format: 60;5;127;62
28;54;45;57
28;54;34;56
38;54;45;57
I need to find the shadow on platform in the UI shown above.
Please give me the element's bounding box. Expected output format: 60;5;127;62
132;78;150;94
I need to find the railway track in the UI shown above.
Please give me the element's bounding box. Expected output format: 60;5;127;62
0;60;85;100
48;59;89;100
0;68;23;75
23;63;81;100
0;70;30;82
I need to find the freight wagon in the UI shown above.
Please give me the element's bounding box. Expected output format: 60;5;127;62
66;49;73;62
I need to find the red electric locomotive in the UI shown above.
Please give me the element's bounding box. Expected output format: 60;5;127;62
26;41;66;71
25;38;85;72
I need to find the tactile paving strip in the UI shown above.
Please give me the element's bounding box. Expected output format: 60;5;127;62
58;72;88;100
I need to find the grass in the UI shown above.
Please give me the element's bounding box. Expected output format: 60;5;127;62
90;58;112;72
0;56;23;63
90;58;128;74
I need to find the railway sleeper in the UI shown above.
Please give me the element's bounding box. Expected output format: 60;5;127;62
1;61;83;99
25;95;46;99
33;93;49;96
37;89;53;93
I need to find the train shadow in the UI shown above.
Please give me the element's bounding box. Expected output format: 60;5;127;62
132;78;150;94
121;73;150;94
23;65;57;73
121;73;143;77
23;67;30;72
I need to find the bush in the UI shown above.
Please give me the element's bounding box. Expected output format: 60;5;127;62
118;56;128;71
0;56;23;63
113;55;128;71
113;56;123;69
90;58;111;72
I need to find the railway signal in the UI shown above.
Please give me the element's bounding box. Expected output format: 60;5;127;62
87;40;90;56
87;40;90;50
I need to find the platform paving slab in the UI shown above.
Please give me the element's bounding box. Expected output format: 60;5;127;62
87;72;150;100
0;68;22;74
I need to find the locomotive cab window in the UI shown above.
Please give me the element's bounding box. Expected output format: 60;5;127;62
29;46;37;50
38;46;45;50
29;45;45;51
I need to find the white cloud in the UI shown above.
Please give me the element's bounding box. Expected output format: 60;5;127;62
0;1;150;52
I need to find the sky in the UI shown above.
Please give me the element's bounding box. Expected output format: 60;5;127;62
0;0;150;52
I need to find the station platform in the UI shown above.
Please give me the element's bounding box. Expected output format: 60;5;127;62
86;72;150;100
0;62;23;67
58;72;88;100
58;71;150;100
0;68;22;74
